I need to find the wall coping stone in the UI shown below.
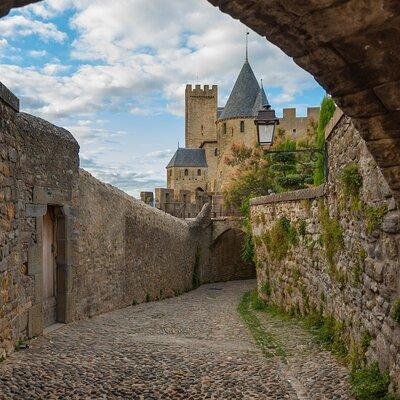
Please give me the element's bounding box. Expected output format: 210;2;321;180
325;107;344;140
0;82;19;112
250;185;325;206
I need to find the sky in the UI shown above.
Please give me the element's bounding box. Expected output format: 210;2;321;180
0;0;325;197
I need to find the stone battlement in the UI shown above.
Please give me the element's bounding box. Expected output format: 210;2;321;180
186;84;218;96
282;107;320;120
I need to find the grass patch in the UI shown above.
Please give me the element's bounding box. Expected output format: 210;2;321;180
363;204;388;234
238;291;285;359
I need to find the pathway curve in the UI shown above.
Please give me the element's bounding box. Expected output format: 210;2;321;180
0;280;352;399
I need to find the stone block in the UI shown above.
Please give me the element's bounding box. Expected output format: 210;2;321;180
374;80;400;112
27;245;42;276
28;304;43;338
25;204;47;218
382;211;400;234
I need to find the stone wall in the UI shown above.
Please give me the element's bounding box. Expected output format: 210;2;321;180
73;170;203;318
0;87;79;357
250;112;400;389
1;82;252;357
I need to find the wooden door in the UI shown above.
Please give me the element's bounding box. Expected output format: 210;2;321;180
43;210;57;327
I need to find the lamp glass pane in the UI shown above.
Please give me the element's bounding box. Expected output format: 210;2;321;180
258;123;274;145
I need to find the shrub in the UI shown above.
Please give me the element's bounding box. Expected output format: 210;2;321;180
350;362;390;400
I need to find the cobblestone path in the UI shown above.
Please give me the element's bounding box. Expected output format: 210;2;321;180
0;280;352;399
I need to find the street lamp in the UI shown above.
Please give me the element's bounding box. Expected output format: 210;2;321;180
254;105;279;147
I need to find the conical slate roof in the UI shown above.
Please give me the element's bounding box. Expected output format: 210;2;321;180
219;60;269;120
166;148;207;168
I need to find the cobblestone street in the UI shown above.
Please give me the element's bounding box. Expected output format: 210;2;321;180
0;280;352;399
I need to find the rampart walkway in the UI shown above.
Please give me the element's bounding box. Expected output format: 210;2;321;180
0;280;352;399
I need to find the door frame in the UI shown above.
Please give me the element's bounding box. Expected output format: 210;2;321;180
26;187;74;338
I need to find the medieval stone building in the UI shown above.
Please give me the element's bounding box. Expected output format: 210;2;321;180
154;57;320;217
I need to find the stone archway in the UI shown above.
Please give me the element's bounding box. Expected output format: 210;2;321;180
207;0;400;201
2;1;400;200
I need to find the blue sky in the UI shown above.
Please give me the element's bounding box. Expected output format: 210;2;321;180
0;0;325;197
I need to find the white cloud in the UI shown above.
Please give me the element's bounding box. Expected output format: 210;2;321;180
0;0;318;121
0;15;66;42
42;63;70;75
29;49;47;57
24;0;74;19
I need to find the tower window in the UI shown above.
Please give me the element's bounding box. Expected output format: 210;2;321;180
222;123;227;135
293;128;297;134
184;169;189;176
201;124;204;135
214;148;218;157
240;120;245;132
197;169;201;176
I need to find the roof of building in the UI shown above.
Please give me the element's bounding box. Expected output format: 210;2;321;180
166;148;208;168
219;60;270;120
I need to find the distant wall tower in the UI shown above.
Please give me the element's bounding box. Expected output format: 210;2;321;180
185;84;218;148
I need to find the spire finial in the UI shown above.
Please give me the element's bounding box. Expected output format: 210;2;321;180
260;78;263;88
245;31;250;62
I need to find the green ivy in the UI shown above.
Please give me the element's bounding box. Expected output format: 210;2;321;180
341;164;363;210
392;299;400;323
298;219;307;237
262;217;298;261
314;96;336;185
318;202;343;267
240;197;255;263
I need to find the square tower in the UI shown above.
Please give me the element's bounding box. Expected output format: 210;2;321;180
185;84;218;148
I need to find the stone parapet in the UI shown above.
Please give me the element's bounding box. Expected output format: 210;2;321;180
0;82;19;112
251;186;325;206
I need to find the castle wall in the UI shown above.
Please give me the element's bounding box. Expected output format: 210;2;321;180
185;85;217;148
201;142;219;193
215;117;258;192
167;166;208;193
250;111;400;388
73;170;202;318
278;107;320;138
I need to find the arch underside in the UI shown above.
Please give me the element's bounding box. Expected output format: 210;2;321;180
3;0;400;200
207;0;400;201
